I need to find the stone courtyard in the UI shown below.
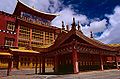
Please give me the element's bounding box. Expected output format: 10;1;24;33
0;69;120;79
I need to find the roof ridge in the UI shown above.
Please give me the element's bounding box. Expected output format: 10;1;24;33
17;0;59;16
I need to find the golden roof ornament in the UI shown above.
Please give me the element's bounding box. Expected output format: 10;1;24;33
66;24;69;31
78;21;80;31
62;21;65;30
72;17;76;30
90;31;93;38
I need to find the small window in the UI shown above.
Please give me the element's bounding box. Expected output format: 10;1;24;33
5;38;14;47
7;21;15;31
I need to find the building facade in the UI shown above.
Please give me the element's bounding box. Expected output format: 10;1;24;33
36;18;120;74
0;0;120;75
0;0;60;69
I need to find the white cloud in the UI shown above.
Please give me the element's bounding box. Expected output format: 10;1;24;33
81;19;107;38
21;0;51;12
52;8;89;27
98;6;120;44
89;19;107;33
21;0;62;13
82;25;91;37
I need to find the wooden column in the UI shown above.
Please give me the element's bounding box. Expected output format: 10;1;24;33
29;28;32;47
100;55;104;71
52;33;54;44
42;56;45;74
11;58;13;70
43;32;46;45
39;56;41;74
7;57;12;76
115;56;119;70
54;55;58;73
16;24;20;47
72;46;79;74
16;56;20;69
35;57;38;74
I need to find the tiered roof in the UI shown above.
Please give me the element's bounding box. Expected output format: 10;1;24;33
13;0;59;21
33;18;120;53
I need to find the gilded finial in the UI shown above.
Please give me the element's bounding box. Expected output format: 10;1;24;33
62;21;65;30
66;25;69;31
72;17;76;30
78;21;80;30
90;31;93;38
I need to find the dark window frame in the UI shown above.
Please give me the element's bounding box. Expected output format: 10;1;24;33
4;37;15;47
6;21;15;32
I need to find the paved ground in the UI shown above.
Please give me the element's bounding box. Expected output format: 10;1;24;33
0;69;120;79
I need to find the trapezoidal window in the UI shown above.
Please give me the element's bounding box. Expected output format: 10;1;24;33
7;21;15;31
5;38;14;47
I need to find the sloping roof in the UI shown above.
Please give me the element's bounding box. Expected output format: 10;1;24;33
46;28;119;52
13;0;59;21
33;19;120;53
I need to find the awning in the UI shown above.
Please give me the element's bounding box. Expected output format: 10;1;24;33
0;52;12;56
10;49;39;54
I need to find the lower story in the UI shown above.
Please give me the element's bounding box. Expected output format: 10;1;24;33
0;52;120;74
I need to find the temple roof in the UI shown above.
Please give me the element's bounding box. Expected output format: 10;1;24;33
13;0;59;21
107;44;120;47
32;19;120;53
48;29;119;51
44;20;120;52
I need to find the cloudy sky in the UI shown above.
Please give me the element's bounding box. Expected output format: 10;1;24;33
0;0;120;44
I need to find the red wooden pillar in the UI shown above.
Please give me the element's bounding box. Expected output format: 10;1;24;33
54;55;58;73
42;56;45;74
72;46;79;74
16;24;20;47
39;56;41;74
7;57;12;76
115;56;119;70
100;55;104;71
35;57;38;74
29;28;32;47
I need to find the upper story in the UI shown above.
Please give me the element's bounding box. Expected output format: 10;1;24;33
13;0;59;27
0;11;17;47
0;0;61;48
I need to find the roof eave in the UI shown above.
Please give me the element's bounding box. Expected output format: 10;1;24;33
13;0;59;20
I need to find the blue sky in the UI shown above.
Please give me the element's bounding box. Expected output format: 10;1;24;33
0;0;120;44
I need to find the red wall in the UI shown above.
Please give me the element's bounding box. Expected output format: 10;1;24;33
0;12;17;47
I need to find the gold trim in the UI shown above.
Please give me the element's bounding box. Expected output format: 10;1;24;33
0;52;11;56
10;49;39;53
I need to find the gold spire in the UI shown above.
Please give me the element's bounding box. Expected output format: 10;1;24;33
62;21;65;30
90;31;93;38
78;21;80;31
66;24;69;31
72;17;76;30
